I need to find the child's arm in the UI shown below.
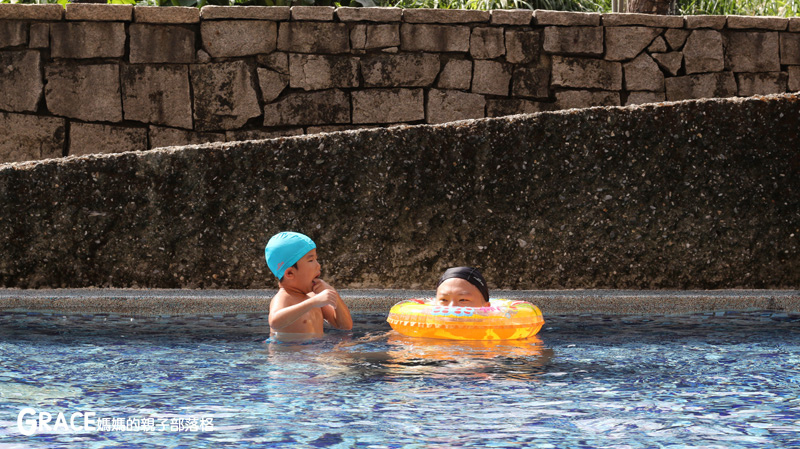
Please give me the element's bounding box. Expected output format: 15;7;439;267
268;290;339;331
313;279;353;330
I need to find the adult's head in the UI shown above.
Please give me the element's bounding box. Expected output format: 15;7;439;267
435;266;490;308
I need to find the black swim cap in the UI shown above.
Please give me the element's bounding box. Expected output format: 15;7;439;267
437;267;490;302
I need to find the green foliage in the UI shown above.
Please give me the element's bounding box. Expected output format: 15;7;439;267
677;0;799;16
0;0;364;5
378;0;611;11
0;0;795;16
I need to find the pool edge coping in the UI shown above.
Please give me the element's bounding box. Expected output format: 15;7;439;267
1;289;798;317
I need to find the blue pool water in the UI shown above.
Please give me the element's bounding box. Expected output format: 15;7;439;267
1;312;799;448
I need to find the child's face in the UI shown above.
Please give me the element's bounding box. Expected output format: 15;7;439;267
435;278;488;308
287;249;321;293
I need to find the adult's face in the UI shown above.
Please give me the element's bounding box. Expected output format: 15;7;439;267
435;278;488;308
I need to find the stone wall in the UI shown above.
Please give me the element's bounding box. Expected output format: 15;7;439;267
1;4;800;163
0;93;797;289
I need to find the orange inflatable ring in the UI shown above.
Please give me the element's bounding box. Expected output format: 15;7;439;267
386;299;544;341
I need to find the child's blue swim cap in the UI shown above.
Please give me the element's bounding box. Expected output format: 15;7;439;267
265;232;316;279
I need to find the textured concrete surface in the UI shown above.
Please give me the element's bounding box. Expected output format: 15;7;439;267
0;94;798;290
0;289;797;316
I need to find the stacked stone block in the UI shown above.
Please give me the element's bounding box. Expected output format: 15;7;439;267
1;4;799;163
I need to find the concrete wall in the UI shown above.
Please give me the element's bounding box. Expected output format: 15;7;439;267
0;93;797;289
1;4;800;163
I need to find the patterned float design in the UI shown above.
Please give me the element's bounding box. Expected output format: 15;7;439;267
387;298;544;340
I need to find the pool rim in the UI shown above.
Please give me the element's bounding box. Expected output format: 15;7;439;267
0;289;798;317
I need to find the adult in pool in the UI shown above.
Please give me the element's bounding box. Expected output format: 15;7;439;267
435;266;490;308
387;266;544;340
343;266;495;346
265;231;353;341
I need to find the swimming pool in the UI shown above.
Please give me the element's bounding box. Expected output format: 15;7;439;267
2;309;799;448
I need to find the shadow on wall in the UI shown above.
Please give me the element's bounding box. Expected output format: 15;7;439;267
0;93;798;290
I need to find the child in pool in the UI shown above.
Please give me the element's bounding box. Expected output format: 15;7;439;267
435;266;491;308
265;231;352;340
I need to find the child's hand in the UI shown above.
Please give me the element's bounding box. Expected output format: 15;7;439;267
312;288;339;309
312;278;336;295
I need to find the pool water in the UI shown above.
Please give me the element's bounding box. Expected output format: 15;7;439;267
1;313;799;448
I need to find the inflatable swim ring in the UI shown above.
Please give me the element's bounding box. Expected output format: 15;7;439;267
386;299;544;341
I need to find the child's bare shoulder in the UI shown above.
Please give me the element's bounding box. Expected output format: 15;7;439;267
270;289;304;308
